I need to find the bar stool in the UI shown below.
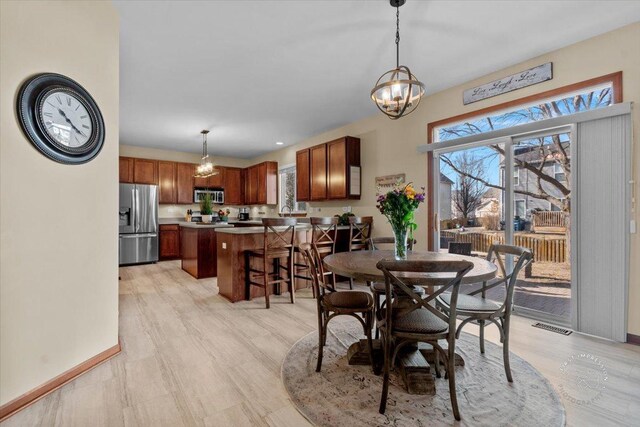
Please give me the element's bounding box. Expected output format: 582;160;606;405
245;218;297;309
348;216;373;289
294;217;339;296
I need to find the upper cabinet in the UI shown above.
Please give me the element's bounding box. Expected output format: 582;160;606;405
158;161;177;204
244;161;277;205
119;156;274;205
133;158;158;185
176;162;195;204
327;137;360;199
223;167;244;205
119;157;134;183
295;149;310;202
295;137;360;202
310;144;327;201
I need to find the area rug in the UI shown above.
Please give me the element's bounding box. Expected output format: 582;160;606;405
282;317;565;427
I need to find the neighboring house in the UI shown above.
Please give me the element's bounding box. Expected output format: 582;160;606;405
501;141;570;220
475;188;500;218
439;173;453;220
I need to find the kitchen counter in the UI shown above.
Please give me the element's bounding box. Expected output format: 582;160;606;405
179;222;234;229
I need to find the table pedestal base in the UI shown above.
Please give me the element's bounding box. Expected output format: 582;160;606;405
346;340;465;395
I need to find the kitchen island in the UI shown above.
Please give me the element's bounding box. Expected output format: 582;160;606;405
215;223;350;303
180;223;234;279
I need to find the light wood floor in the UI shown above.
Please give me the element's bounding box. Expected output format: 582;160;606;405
2;260;639;426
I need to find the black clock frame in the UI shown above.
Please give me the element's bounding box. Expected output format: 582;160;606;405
17;73;105;164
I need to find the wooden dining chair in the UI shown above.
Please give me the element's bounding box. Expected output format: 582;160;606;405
294;217;338;296
436;244;532;382
245;218;297;309
376;259;473;419
347;216;373;289
299;242;375;372
367;236;417;339
448;242;472;256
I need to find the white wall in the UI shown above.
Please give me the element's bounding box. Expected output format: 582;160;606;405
1;1;120;405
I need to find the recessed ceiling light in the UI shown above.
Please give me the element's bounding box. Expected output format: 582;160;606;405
276;141;284;145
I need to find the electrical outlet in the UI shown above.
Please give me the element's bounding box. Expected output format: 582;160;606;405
342;206;351;213
222;242;227;249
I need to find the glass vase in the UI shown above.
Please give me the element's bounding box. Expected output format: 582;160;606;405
392;225;409;260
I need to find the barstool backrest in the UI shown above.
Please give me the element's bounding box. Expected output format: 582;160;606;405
348;216;373;251
310;216;338;256
262;218;297;253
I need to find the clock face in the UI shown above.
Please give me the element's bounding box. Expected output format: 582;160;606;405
40;90;93;148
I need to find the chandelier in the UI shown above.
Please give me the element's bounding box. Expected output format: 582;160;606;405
370;0;425;120
194;130;218;178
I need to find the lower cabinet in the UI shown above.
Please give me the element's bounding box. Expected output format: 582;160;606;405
159;224;181;260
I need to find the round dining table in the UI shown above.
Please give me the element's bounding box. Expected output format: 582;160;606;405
323;249;497;285
322;249;498;395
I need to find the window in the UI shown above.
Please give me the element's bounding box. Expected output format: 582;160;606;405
513;167;520;186
550;198;565;212
279;166;306;213
434;83;614;143
515;199;526;218
554;162;566;182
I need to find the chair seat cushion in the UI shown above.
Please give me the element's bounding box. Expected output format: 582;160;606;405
392;309;448;334
437;293;501;312
324;291;373;309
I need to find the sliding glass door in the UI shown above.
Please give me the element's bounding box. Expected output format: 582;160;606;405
434;128;573;326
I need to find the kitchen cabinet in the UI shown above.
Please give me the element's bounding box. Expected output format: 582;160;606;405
310;144;327;200
294;136;360;202
119;157;134;183
327;137;360;199
133;158;158;185
158;161;177;204
295;149;310;202
194;166;224;188
223;167;244;205
244;161;277;205
176;162;195;204
159;224;180;260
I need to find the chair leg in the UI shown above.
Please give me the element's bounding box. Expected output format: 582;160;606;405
374;292;380;340
447;339;461;421
479;320;485;354
263;257;270;309
244;252;251;301
434;347;441;378
316;312;325;372
349;278;354;290
379;336;391;414
288;254;295;304
364;312;376;374
503;318;513;382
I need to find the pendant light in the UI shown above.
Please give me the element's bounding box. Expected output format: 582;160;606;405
370;0;425;119
194;129;218;178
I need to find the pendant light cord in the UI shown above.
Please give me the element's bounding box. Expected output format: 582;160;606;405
395;6;400;68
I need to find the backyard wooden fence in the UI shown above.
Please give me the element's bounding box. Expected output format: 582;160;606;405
441;230;566;263
532;211;567;234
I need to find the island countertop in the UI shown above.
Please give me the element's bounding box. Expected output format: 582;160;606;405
179;223;234;229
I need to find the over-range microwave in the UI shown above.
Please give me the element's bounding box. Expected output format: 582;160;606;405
194;188;224;204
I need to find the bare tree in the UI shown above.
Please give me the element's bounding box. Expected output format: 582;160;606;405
451;151;486;220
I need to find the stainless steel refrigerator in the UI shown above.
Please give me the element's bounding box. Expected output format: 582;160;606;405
119;183;158;265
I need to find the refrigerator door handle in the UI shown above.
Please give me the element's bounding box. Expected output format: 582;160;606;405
120;233;158;239
134;188;141;233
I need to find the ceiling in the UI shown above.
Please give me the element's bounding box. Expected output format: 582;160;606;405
114;1;640;158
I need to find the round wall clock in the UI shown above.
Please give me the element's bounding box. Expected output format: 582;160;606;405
17;73;105;164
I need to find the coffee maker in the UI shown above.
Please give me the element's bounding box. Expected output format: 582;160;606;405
238;207;250;221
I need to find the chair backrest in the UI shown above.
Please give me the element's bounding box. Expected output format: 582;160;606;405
310;216;338;256
262;218;297;254
368;236;416;251
480;244;533;314
448;242;472;256
348;216;373;251
299;242;333;305
376;259;473;336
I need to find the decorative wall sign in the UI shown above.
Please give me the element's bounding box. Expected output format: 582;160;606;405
376;173;405;189
16;73;105;164
463;62;553;105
